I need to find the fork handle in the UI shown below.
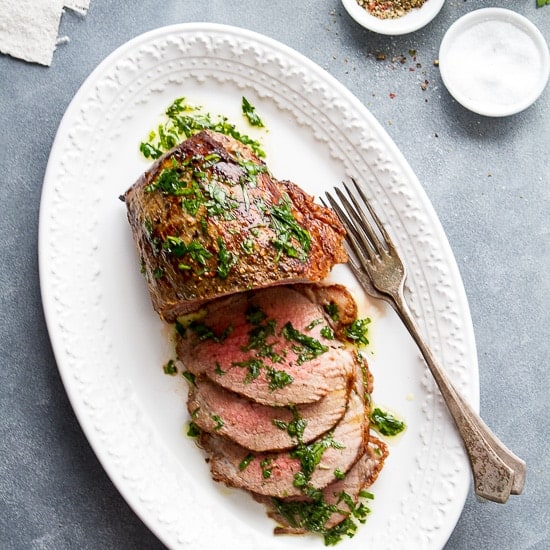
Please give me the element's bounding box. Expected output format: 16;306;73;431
389;290;526;503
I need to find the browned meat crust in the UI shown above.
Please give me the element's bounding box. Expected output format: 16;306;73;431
123;130;347;321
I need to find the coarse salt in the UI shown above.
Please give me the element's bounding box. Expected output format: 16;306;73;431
439;9;550;116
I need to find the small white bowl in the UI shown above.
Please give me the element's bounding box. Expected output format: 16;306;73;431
439;8;550;117
341;0;445;36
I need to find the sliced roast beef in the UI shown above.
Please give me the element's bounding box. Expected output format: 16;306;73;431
123;130;347;321
177;285;357;406
200;388;369;498
258;437;389;535
188;376;350;452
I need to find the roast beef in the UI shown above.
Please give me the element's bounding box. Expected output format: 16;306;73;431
188;376;350;451
258;437;389;535
123;130;347;321
176;285;357;406
200;388;369;498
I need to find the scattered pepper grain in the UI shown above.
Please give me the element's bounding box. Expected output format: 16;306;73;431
356;0;428;19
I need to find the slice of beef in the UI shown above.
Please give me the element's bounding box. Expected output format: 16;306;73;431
258;437;389;535
294;283;358;337
188;376;350;452
199;388;369;498
177;285;357;406
123;130;347;322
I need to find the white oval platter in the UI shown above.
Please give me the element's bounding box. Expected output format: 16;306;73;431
39;23;478;550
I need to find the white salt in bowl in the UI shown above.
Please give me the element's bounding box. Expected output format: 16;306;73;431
439;8;550;117
341;0;445;35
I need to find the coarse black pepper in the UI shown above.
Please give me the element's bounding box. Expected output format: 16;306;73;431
356;0;428;19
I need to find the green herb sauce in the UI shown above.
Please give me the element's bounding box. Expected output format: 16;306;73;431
281;322;328;365
241;96;265;128
343;318;371;347
370;407;406;437
268;195;311;263
139;97;266;159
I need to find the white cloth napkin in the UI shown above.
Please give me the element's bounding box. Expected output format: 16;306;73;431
0;0;91;66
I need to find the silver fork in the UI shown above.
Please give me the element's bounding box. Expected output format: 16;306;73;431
325;179;526;504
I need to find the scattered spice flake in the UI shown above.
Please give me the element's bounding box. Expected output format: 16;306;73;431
420;80;429;91
375;52;387;61
389;92;396;99
356;0;428;19
433;59;440;67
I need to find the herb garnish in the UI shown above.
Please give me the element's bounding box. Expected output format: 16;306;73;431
242;96;265;127
216;238;238;279
266;367;294;391
272;407;307;442
186;421;201;438
211;414;225;431
231;358;265;383
370;408;406;436
281;322;328;365
290;433;344;487
268;195;311;262
188;320;233;343
320;326;335;340
260;458;273;479
239;453;255;471
323;302;339;321
139;97;266;159
163;236;213;271
163;359;178;375
343;318;371;346
181;371;196;386
272;488;373;546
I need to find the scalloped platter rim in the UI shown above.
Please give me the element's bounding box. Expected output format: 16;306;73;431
39;23;478;550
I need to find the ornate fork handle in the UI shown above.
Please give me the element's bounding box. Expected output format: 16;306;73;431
388;283;525;503
327;183;526;504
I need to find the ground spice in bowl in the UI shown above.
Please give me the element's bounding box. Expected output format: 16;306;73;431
356;0;428;20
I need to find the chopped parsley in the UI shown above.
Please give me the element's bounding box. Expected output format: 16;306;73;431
323;302;339;321
266;367;294;391
231;358;265;383
181;370;196;386
187;320;233;343
343;318;371;347
272;407;307;442
290;433;344;487
162;359;178;375
139;96;266;159
245;304;267;325
186;421;201;438
370;407;406;437
268;195;311;262
241;96;265;127
239;453;255;471
281;322;328;365
320;326;335;340
260;458;273;479
211;414;225;430
162;236;213;271
272;487;371;546
216;237;238;279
